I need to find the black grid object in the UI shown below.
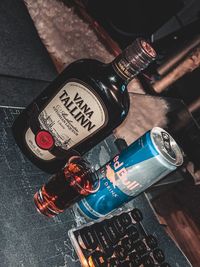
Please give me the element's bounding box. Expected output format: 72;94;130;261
69;193;192;267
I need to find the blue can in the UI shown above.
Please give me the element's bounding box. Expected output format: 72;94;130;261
77;127;183;220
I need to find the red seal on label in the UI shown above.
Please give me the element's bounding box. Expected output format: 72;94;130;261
35;130;54;150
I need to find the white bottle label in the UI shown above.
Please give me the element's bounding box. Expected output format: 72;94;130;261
25;81;107;161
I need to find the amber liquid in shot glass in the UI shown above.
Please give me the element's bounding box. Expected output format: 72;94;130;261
34;157;99;217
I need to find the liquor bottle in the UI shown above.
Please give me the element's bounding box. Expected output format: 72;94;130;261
12;38;156;173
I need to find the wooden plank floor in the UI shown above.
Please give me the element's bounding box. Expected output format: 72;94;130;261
152;178;200;267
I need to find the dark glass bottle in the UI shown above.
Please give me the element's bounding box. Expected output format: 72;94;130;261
12;38;156;173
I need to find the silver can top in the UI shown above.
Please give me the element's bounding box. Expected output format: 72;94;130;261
150;127;184;167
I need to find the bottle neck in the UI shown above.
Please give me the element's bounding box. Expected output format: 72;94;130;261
112;54;135;81
112;38;157;82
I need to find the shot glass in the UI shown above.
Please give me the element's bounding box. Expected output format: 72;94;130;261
34;156;100;217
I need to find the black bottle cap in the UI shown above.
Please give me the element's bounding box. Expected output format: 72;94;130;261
121;237;135;252
134;240;147;256
130;208;143;222
145;235;158;250
142;255;155;267
124;38;157;74
78;226;98;250
88;251;107;266
153;248;165;263
113;38;157;81
160;263;171;267
129;251;142;265
126;225;139;241
118;212;132;228
114;244;128;260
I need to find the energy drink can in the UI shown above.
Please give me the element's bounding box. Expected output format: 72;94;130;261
77;127;183;220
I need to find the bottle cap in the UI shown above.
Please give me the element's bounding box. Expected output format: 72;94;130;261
113;38;157;80
124;38;157;76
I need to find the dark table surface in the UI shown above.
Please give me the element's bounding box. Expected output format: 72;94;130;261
0;106;193;267
0;106;79;267
0;106;120;267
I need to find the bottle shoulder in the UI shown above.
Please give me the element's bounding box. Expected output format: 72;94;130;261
63;58;106;73
59;58;128;101
33;57;129;120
